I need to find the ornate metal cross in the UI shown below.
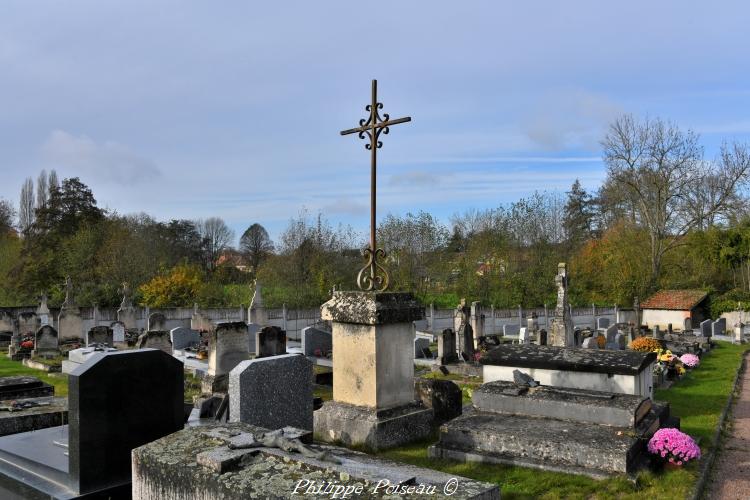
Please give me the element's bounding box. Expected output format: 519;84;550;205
340;80;411;292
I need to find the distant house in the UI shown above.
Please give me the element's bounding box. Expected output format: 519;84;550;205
216;250;251;273
640;289;709;331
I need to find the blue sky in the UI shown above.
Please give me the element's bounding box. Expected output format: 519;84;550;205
1;1;750;244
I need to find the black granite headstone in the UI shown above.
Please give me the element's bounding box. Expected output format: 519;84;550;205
69;349;183;495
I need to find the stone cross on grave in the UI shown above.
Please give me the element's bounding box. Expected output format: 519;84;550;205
340;79;411;291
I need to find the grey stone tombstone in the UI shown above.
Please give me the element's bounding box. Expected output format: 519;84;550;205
700;319;712;338
459;323;474;359
414;337;431;358
247;323;260;353
596;317;610;330
503;324;520;337
229;353;313;431
255;326;287;358
111;321;126;343
86;326;113;347
518;327;530;345
170;327;201;351
712;318;725;337
147;312;167;332
614;332;627;350
414;379;462;423
437;328;458;365
653;325;663;340
17;312;39;336
204;322;250;394
301;326;332;357
683;317;692;332
667;323;673;335
135;331;172;354
581;337;597;348
604;325;619;350
68;349;183;495
33;325;59;357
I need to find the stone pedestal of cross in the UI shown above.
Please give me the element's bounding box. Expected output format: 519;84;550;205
340;79;410;292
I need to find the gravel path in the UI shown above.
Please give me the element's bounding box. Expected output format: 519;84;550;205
706;353;750;500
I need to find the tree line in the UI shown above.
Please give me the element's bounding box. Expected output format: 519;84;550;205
1;114;749;311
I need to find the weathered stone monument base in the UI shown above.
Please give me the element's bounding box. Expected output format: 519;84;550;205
201;374;228;395
314;400;433;451
133;423;499;499
429;380;674;478
313;291;433;450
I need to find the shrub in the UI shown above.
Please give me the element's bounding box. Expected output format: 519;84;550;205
647;428;701;465
629;336;662;352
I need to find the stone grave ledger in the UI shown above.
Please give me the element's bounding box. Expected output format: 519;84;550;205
203;322;249;394
0;349;184;499
132;424;499;500
229;354;313;430
314;291;433;451
481;345;656;398
0;376;54;400
429;380;672;477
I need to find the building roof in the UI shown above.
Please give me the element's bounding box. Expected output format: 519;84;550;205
641;289;708;311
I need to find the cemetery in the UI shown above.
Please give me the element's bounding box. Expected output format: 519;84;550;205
2;5;750;497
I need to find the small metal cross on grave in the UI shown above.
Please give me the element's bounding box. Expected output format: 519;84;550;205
340;79;411;292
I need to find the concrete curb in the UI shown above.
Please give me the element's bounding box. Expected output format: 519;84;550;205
690;347;749;500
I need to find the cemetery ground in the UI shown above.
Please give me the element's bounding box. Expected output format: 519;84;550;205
0;342;745;498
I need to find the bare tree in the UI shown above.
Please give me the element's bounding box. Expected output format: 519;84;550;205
48;169;59;196
18;177;35;232
0;198;15;233
36;169;48;210
239;223;274;273
603;114;750;286
196;217;235;270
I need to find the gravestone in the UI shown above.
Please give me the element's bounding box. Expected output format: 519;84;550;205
550;263;574;347
683;317;692;332
191;309;212;332
148;312;167;331
0;349;183;498
481;344;656;397
614;332;628;350
32;325;59;358
204;322;250;394
604;325;619;349
653;325;663;340
36;294;51;327
437;328;458;365
596;317;610;330
581;337;597;349
111;321;126;343
86;326;113;347
460;322;474;359
229;353;313;430
700;319;712;338
414;378;462;423
248;281;269;326
414;337;431;358
135;330;172;354
255;325;286;358
0;311;13;333
430;380;670;477
247;323;260;353
301;326;332;357
526;317;537;338
518;327;530;345
712;318;725;337
470;301;485;343
170;327;201;351
314;291;432;450
503;324;520;337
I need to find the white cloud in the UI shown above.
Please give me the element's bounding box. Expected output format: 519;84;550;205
41;130;160;185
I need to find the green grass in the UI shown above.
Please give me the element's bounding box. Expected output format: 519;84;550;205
184;373;202;403
378;341;747;499
0;353;69;397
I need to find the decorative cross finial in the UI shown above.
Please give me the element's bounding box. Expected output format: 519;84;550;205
340;80;411;291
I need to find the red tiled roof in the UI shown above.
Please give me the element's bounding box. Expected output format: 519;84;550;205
641;289;708;311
